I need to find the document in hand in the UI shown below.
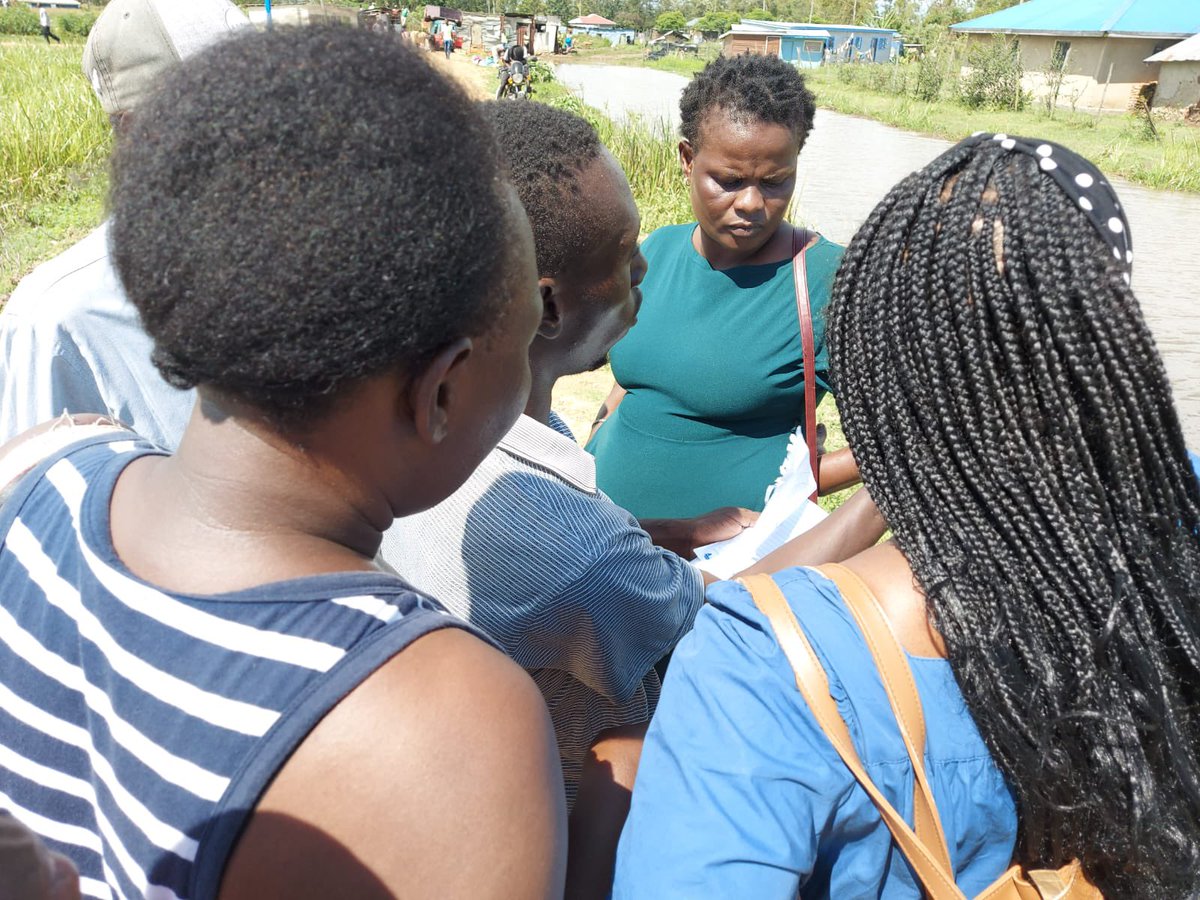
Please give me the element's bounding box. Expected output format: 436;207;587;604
693;426;828;579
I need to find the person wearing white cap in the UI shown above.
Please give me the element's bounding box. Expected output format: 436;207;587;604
0;0;248;450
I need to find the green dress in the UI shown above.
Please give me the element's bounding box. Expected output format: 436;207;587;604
586;223;843;520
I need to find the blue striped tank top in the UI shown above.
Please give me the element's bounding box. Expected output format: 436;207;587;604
0;432;476;899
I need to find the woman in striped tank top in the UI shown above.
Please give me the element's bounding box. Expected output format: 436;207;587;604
0;26;565;900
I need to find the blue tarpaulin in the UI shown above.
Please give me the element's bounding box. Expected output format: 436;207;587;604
951;0;1200;38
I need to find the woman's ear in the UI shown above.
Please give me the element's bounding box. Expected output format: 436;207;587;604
537;277;564;341
679;139;694;179
407;336;473;445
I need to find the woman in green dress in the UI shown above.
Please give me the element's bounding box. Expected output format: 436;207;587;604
587;53;858;520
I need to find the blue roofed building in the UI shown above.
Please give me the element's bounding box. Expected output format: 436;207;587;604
951;0;1200;110
721;20;901;67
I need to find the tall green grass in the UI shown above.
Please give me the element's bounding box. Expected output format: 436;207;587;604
1;40;111;299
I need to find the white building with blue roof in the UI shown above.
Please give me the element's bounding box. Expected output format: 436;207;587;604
720;20;901;67
951;0;1200;110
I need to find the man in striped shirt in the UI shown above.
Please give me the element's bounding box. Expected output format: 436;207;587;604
383;101;888;894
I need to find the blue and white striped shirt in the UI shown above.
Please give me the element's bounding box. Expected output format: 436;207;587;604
383;412;705;804
0;433;469;900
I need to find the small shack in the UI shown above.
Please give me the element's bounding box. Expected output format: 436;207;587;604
1145;31;1200;108
462;13;503;51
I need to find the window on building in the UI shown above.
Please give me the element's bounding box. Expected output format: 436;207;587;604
1051;40;1071;70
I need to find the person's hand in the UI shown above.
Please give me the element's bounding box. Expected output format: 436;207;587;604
688;507;759;547
0;810;81;900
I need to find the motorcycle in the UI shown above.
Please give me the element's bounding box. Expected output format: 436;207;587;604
497;58;533;100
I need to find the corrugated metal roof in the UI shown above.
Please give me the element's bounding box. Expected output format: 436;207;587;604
726;23;831;37
1145;31;1200;60
569;13;617;26
738;18;897;35
951;0;1200;38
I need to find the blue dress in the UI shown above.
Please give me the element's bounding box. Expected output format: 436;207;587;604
613;566;1018;899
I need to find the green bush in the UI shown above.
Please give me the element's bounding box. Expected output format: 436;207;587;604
959;36;1027;110
528;57;555;84
0;7;39;35
913;52;944;102
59;13;99;37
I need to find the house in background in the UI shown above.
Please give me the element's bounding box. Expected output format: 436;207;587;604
721;20;900;67
568;13;634;46
1145;31;1200;108
950;0;1200;111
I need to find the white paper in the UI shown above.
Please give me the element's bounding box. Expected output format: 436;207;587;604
693;426;828;579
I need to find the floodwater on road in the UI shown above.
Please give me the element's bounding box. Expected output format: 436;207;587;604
557;64;1200;447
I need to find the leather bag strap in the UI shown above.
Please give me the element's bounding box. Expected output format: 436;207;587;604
791;227;819;501
739;573;965;900
817;564;954;875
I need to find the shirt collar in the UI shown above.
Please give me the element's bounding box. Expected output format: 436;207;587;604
497;413;597;494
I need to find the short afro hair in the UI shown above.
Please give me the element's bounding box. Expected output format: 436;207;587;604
680;53;816;151
110;26;511;427
481;100;603;278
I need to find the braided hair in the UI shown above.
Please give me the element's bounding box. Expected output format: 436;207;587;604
679;52;816;149
827;140;1200;896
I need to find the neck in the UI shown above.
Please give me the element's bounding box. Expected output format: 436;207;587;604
111;399;390;593
523;364;558;426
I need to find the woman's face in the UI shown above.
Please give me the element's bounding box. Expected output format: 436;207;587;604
680;109;802;260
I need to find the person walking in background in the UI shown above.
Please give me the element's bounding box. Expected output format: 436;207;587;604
39;7;61;43
440;17;454;57
614;135;1200;897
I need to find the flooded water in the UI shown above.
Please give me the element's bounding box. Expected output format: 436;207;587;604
557;64;1200;446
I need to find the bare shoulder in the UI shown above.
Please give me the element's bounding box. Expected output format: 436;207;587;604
219;627;567;900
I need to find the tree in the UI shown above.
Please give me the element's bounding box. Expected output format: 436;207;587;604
968;0;1024;18
695;9;739;34
655;10;687;31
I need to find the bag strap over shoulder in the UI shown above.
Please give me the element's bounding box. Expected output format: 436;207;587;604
817;563;954;874
791;227;819;502
740;571;1104;900
739;572;965;900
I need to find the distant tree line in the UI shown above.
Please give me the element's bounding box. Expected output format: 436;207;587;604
440;0;1021;40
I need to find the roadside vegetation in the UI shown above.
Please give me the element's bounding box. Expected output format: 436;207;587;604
803;39;1200;193
1;35;110;302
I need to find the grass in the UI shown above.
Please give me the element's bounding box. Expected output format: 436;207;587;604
801;65;1200;194
1;37;111;302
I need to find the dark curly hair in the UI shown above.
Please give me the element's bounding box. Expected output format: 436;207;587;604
679;52;816;150
828;139;1200;896
110;26;512;426
481;101;603;278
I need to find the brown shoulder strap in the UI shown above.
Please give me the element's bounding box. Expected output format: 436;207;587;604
791;226;819;501
816;563;954;875
739;573;965;900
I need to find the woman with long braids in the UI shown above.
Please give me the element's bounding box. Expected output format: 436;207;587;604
612;134;1200;898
